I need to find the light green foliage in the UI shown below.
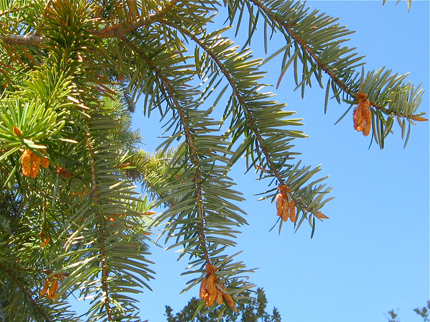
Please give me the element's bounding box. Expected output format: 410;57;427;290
0;0;425;321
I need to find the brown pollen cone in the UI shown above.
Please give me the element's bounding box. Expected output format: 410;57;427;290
353;92;372;136
40;274;64;300
199;264;236;311
41;157;49;168
46;280;59;300
21;149;44;178
276;185;296;222
30;153;41;178
21;149;32;177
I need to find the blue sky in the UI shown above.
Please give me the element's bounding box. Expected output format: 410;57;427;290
85;1;430;321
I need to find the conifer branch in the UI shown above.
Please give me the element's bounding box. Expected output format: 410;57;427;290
0;34;45;46
95;0;179;38
249;0;425;120
0;0;179;46
97;217;112;320
161;20;286;186
0;3;32;18
10;266;53;275
120;35;212;265
86;128;113;321
249;0;355;95
162;19;330;220
0;262;52;322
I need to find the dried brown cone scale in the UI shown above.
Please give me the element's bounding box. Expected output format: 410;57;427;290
223;292;236;312
287;199;296;222
216;281;237;312
275;193;284;217
201;268;218;306
206;274;217;297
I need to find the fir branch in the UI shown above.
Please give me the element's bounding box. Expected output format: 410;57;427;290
249;0;425;120
120;35;212;265
161;19;286;186
85;128;113;321
11;266;53;275
0;262;52;322
95;0;179;38
0;3;32;18
97;215;112;320
0;34;45;46
249;0;355;95
160;18;331;223
0;0;179;46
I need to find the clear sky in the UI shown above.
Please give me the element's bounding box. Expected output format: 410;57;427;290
83;1;430;321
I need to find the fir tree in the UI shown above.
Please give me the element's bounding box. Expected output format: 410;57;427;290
0;0;425;321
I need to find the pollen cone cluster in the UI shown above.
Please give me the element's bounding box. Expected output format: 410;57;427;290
276;185;296;222
353;92;371;136
21;149;49;178
199;264;236;312
40;274;64;300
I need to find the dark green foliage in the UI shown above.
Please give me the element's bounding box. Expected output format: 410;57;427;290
165;288;281;322
386;301;430;322
414;301;430;321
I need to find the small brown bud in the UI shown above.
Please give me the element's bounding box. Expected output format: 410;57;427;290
57;167;73;179
119;162;131;169
314;211;329;220
13;126;22;136
411;116;428;122
40;232;51;247
216;288;223;305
